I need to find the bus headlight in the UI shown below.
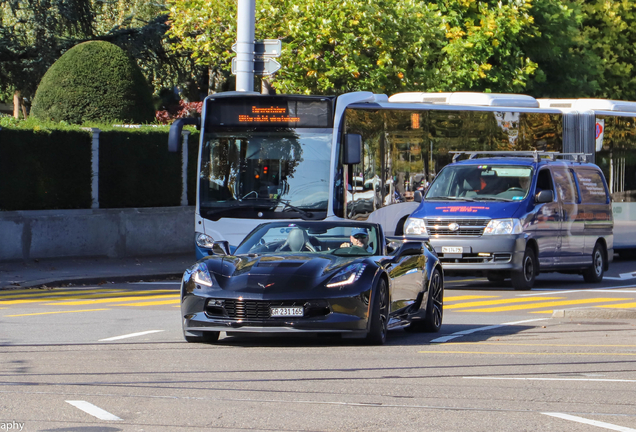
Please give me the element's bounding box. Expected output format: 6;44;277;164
195;233;215;248
483;219;522;235
404;217;427;235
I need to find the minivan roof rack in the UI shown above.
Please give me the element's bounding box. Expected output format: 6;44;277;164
449;151;590;163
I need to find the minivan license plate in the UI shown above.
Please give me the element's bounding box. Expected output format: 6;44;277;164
442;246;463;254
270;307;304;317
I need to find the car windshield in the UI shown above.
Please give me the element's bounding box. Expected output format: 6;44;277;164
426;164;533;202
235;223;379;256
199;129;332;219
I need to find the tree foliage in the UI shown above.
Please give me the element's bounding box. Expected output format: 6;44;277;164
30;41;155;124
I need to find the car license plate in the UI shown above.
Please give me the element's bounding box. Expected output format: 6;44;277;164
442;246;463;254
270;307;304;317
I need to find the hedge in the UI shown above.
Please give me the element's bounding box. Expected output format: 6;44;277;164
0;123;200;211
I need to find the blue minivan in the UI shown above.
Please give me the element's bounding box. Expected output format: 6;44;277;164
404;152;614;290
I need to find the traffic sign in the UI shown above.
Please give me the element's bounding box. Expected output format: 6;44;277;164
231;57;281;76
231;39;282;57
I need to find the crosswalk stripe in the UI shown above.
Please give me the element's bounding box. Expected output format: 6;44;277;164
43;294;179;306
446;297;563;310
5;309;110;317
444;295;499;301
119;299;180;306
459;298;633;312
0;290;178;305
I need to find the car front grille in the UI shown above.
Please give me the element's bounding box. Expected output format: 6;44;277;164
439;253;512;264
425;218;490;236
205;299;330;319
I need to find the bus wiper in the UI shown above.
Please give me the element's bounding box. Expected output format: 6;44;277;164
241;197;316;219
426;196;475;202
276;200;314;218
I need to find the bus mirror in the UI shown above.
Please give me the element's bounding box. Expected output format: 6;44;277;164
344;134;362;165
168;118;200;153
414;190;422;203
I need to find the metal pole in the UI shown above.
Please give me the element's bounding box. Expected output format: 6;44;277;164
236;0;255;92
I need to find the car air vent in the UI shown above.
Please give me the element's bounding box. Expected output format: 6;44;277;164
256;262;304;268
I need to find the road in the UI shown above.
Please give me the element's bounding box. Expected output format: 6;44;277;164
1;259;636;431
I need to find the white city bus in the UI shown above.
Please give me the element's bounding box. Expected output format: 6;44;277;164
169;91;636;259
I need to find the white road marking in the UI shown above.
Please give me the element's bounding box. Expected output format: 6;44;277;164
464;376;636;383
431;318;548;343
99;330;164;341
66;400;122;421
542;412;636;432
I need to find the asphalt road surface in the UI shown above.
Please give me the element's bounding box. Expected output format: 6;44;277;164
2;258;636;431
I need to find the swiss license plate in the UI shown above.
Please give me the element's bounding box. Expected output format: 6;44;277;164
442;246;463;254
270;307;304;317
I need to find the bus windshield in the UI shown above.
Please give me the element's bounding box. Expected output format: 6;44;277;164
199;128;332;219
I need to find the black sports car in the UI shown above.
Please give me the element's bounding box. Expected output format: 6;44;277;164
180;221;443;345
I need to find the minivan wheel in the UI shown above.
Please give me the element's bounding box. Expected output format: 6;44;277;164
511;247;536;290
583;243;606;283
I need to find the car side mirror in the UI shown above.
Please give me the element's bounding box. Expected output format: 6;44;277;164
535;189;554;204
343;133;362;165
394;241;424;258
414;190;422;203
211;240;231;256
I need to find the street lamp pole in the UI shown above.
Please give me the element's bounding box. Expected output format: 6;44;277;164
235;0;255;92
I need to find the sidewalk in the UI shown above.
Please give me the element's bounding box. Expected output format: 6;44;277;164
0;253;196;290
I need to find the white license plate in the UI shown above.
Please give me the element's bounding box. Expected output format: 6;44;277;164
442;246;463;254
270;307;304;317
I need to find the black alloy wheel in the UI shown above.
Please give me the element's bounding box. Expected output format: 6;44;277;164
511;247;536;290
366;279;388;345
406;267;443;333
583;243;606;283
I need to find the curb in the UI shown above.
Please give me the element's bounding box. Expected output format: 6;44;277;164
552;308;636;319
1;272;183;290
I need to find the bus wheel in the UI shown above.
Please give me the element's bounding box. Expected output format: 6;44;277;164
511;247;536;290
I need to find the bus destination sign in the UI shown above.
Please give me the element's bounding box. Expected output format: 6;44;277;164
206;96;334;128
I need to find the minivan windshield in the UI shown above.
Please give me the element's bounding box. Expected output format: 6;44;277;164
426;165;533;202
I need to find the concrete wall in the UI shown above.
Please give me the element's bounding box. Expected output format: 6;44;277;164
0;206;194;262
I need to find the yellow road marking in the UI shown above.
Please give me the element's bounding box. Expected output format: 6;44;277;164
529;310;553;314
596;302;636;309
44;294;178;306
446;297;563;309
418;350;636;356
0;288;124;299
443;342;636;347
119;299;180;306
5;309;110;317
459;298;633;312
0;290;178;305
444;295;499;301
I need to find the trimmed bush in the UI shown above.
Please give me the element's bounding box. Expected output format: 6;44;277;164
31;41;155;124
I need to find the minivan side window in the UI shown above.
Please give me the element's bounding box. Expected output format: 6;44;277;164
552;168;579;203
536;168;555;197
576;169;608;204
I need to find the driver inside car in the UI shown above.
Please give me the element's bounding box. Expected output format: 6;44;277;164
340;227;373;252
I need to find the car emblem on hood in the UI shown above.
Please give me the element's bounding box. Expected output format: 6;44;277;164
258;282;274;288
448;223;460;231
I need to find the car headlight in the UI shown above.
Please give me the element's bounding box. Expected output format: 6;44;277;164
195;232;215;248
191;263;214;287
404;217;427;235
326;263;367;288
483;218;522;235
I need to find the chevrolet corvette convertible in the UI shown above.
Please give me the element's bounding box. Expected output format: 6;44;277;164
180;221;443;345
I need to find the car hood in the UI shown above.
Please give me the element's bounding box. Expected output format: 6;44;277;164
200;253;369;294
414;200;524;219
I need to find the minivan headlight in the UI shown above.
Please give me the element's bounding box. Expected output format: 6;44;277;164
483;218;522;235
404;217;427;235
195;232;215;248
